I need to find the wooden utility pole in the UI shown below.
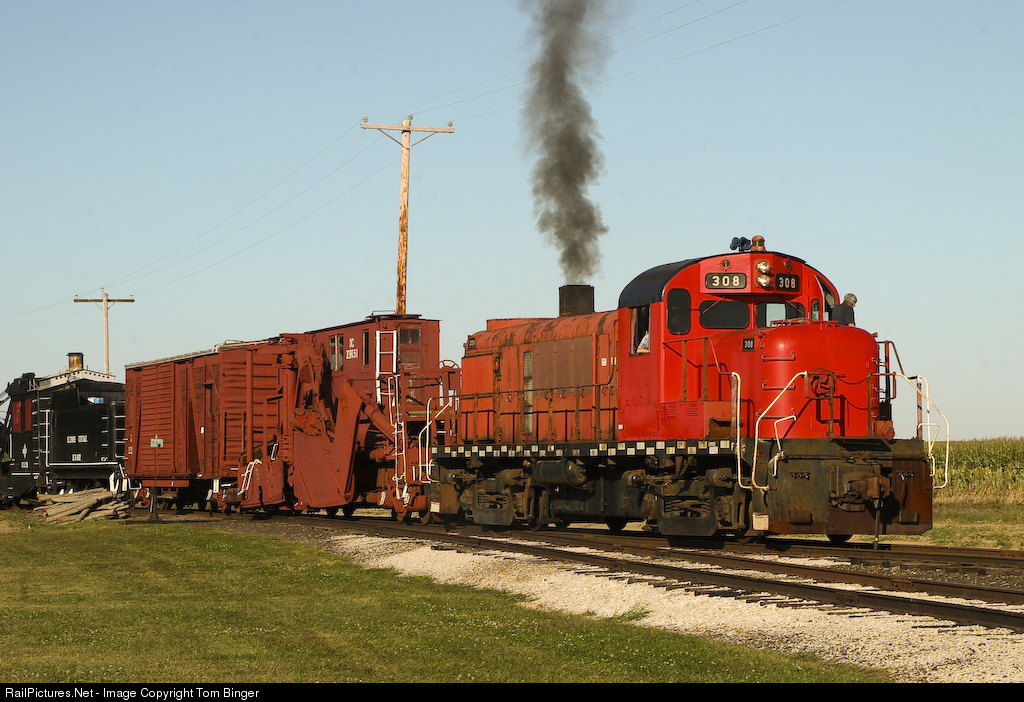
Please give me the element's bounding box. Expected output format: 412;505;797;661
74;289;134;375
361;116;454;315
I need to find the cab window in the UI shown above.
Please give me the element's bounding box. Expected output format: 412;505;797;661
816;277;836;319
631;306;651;354
756;301;805;328
699;300;749;329
666;288;691;335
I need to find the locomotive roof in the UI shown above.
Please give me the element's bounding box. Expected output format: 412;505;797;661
618;259;700;309
617;248;809;309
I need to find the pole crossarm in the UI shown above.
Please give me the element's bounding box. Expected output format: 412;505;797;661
362;122;455;134
360;116;454;316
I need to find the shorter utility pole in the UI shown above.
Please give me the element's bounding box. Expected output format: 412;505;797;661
361;116;454;315
74;289;134;375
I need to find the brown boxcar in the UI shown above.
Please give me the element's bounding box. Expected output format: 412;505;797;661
124;314;456;517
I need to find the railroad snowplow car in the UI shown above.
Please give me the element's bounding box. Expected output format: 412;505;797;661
124;314;457;518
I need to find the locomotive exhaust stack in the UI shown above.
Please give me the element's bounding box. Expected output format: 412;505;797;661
558;284;594;317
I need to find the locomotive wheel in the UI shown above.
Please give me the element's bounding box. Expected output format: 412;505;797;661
341;505;357;518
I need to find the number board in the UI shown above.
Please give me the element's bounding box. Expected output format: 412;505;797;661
705;272;747;289
775;274;800;291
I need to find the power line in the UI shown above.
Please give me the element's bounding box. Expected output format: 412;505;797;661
131;155;401;296
0;122;377;320
2;0;848;322
100;121;368;291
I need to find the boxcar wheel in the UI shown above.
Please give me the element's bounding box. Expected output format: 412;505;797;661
827;534;852;544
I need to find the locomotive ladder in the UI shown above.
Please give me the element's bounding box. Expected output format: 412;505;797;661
375;331;410;492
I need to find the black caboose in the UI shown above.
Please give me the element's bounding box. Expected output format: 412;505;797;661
1;353;125;505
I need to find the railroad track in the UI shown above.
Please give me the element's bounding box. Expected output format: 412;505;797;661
157;509;1024;634
315;517;1024;633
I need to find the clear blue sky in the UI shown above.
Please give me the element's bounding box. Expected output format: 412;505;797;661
2;0;1021;440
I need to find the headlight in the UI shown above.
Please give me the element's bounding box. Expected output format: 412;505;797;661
756;273;773;289
755;259;772;274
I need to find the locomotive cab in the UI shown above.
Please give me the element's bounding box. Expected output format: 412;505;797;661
613;236;935;537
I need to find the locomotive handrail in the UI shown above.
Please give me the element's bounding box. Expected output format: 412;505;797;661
742;371;808;492
876;339;907;405
662;336;728;402
457;380;617;444
417;395;454;482
894;373;951;489
730;372;742;482
749;414;801;490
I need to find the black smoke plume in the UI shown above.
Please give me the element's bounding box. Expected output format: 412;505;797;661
522;0;609;284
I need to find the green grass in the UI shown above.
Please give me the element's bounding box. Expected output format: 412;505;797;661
0;510;887;683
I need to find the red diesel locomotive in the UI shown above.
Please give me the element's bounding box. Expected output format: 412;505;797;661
437;236;946;539
124;236;947;540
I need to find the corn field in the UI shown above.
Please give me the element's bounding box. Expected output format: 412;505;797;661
936;437;1024;503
